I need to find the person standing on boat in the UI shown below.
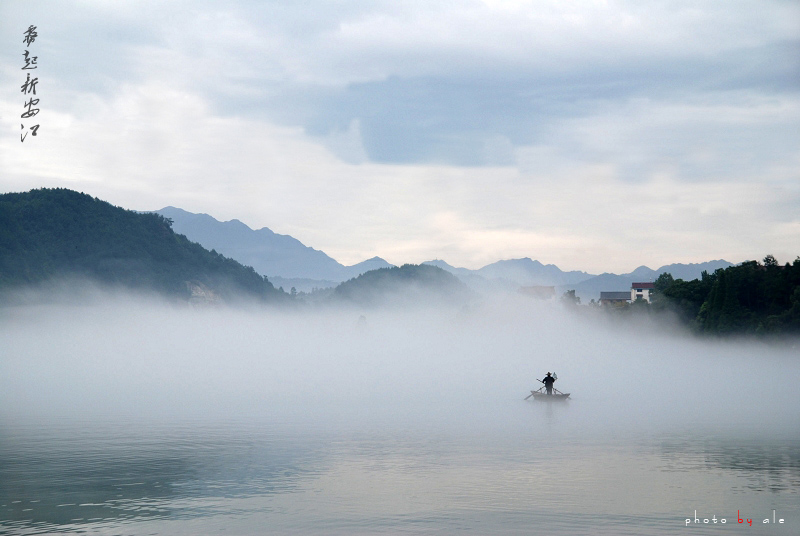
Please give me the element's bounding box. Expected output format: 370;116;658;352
542;372;556;395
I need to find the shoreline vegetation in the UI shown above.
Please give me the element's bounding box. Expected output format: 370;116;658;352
1;188;798;337
566;256;800;337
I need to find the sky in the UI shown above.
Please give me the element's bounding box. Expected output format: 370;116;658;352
1;0;798;274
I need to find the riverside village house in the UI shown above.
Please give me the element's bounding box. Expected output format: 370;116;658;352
631;282;654;303
600;282;655;305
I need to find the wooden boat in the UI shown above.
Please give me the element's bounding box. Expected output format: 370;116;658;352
525;386;570;400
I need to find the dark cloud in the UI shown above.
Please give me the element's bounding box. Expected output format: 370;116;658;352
296;37;799;167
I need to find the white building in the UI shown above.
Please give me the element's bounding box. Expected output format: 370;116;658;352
631;282;655;303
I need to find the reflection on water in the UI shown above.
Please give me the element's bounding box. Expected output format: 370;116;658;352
2;300;798;534
0;420;328;534
1;418;798;535
660;437;800;494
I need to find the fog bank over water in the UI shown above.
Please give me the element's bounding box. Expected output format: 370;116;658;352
2;289;798;440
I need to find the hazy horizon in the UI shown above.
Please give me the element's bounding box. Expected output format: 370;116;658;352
2;285;797;439
2;281;798;534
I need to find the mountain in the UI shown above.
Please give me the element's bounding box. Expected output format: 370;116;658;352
0;189;285;303
155;207;394;286
422;257;595;294
564;260;734;302
345;256;395;279
332;264;473;307
423;258;595;294
423;259;476;279
422;259;520;293
423;258;734;302
476;258;594;286
651;261;735;282
154;206;732;302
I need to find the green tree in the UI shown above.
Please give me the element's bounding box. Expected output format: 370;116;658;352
654;272;674;293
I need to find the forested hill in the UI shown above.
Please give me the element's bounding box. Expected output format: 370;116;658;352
654;256;800;335
332;263;473;307
0;188;286;303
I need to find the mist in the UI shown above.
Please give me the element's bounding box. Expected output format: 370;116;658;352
2;286;798;442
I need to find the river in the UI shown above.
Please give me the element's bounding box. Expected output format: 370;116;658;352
1;297;798;534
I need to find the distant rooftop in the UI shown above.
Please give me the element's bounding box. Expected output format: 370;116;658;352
631;282;655;289
600;291;631;300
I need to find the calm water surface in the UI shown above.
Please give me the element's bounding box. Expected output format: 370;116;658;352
2;409;798;535
2;302;798;534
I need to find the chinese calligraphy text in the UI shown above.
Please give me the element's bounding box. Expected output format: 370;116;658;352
21;25;40;142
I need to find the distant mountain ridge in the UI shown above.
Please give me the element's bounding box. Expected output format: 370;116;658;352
476;257;593;286
156;207;394;283
565;260;734;302
425;258;733;301
422;258;595;294
155;207;732;300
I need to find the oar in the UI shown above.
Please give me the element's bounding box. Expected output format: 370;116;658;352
524;381;544;400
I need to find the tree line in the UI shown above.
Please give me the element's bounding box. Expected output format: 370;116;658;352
651;255;800;335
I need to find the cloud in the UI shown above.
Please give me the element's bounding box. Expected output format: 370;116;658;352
2;69;798;272
0;0;798;272
519;93;800;183
5;0;797;169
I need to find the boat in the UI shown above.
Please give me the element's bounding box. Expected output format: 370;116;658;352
525;386;570;400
